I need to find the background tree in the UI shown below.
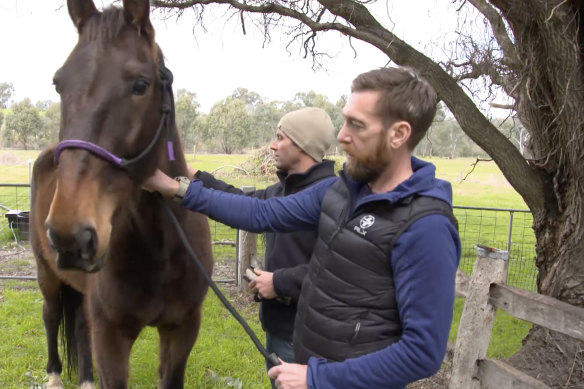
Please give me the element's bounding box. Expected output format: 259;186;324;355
175;89;201;152
2;98;43;150
153;0;584;385
40;102;61;147
205;97;252;154
229;88;278;147
0;82;14;109
293;90;343;138
332;95;347;133
249;100;281;148
35;100;52;111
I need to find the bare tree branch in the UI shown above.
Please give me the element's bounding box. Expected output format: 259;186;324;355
467;0;519;66
490;102;514;109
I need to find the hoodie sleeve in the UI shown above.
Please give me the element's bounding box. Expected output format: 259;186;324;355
306;214;460;389
180;178;336;233
197;170;267;199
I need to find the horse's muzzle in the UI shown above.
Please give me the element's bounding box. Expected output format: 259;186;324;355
45;224;103;272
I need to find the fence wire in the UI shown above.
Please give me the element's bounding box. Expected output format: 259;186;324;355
1;184;537;291
454;206;537;291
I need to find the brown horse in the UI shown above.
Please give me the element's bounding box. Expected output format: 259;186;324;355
30;0;213;388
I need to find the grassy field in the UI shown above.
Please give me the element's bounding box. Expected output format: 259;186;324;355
0;281;266;388
0;150;533;387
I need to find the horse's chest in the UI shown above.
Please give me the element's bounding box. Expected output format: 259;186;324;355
91;271;200;325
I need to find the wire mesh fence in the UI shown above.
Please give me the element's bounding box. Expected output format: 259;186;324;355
0;184;31;243
454;206;537;291
0;183;537;291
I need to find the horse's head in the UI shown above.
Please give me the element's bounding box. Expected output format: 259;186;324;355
45;0;171;272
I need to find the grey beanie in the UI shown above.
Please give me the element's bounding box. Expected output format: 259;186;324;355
277;107;335;162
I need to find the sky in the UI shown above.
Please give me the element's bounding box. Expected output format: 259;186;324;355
0;0;452;113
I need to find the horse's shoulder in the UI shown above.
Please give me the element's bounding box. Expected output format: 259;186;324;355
32;147;57;182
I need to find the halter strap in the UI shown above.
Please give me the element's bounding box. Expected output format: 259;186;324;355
55;139;124;166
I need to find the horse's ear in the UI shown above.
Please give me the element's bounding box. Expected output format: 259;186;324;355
67;0;98;32
123;0;153;37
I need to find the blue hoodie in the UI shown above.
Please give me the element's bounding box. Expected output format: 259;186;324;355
181;157;461;388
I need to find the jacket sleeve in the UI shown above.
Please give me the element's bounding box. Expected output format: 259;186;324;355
180;178;335;233
197;170;266;198
306;214;461;389
272;264;309;301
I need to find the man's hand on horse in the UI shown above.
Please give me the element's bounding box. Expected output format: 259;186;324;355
248;269;277;300
142;169;178;198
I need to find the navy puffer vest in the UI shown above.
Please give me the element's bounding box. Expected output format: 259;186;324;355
293;179;457;363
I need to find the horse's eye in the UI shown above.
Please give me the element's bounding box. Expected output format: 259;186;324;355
53;82;62;95
53;69;63;95
132;78;151;96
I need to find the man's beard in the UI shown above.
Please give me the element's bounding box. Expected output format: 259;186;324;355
345;137;390;183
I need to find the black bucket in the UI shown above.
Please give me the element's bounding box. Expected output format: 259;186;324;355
5;210;30;241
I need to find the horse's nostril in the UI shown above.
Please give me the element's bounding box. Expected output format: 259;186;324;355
77;227;97;260
46;227;57;249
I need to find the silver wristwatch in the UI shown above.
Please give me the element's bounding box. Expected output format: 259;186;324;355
172;176;191;203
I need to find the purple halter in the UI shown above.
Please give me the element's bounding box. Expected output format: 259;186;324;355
55;139;124;166
54;64;176;171
54;139;176;168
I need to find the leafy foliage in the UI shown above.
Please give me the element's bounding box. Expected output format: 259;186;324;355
175;88;201;152
205;97;252;154
2;99;43;149
40;102;60;148
0;82;14;109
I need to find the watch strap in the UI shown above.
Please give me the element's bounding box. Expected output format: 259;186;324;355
172;176;191;203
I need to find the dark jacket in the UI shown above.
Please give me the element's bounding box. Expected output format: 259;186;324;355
196;160;336;340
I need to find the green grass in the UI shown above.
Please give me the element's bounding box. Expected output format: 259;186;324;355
0;281;268;388
449;298;532;359
0;150;535;385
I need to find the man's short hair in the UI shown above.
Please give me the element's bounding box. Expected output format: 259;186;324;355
351;67;437;150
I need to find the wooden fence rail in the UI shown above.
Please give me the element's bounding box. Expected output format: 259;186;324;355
451;245;584;388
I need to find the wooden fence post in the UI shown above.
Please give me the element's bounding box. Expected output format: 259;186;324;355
237;186;257;291
450;245;509;389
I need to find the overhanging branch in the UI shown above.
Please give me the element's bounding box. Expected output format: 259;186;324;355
468;0;519;66
151;0;545;210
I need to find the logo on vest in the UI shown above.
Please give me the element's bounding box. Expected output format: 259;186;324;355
354;215;375;236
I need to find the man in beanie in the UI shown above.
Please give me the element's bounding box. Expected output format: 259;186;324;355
186;107;336;385
145;67;460;389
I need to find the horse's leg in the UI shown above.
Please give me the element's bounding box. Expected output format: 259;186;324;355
73;294;93;388
89;300;137;389
37;260;64;389
157;308;203;389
